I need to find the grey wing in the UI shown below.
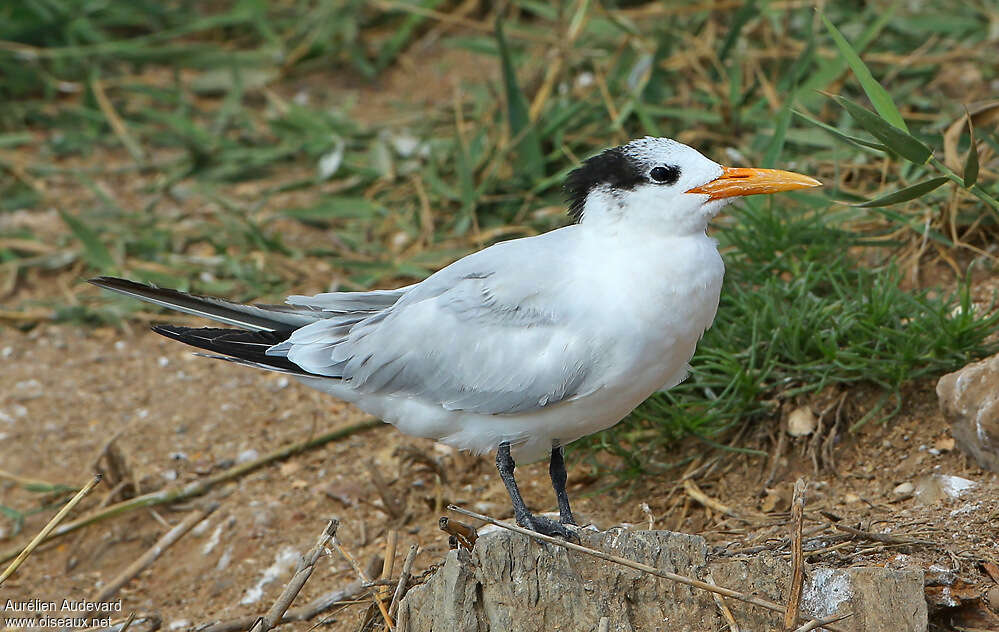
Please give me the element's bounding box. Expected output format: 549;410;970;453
269;274;596;415
90;277;413;331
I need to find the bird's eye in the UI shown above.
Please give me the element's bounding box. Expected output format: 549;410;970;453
650;165;680;185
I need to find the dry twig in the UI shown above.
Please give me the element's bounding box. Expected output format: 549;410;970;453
830;522;933;546
95;502;219;602
683;479;740;520
388;545;419;620
438;517;477;549
248;518;339;632
706;573;741;632
377;530;399;607
197;582;364;632
791;612;854;632
79;612;161;632
782;479;807;631
333;534;395;631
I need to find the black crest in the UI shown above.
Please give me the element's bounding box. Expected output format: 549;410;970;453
563;147;644;223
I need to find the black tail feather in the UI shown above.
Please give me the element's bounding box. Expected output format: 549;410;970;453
152;325;308;374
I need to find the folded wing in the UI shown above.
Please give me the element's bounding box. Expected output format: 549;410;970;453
268;272;596;415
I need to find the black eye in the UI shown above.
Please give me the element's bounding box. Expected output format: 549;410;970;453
650;165;680;184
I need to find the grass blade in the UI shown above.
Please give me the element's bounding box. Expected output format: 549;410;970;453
856;177;949;207
763;101;792;169
833;95;931;164
797;5;894;110
820;12;907;132
59;210;115;271
793;110;886;152
495;16;544;180
718;0;758;62
964;117;979;188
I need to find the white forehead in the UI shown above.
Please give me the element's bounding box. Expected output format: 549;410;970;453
621;136;717;170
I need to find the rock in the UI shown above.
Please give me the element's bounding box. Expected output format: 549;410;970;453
937;356;999;472
788;407;817;436
803;567;926;631
893;482;915;496
399;528;927;632
913;474;977;505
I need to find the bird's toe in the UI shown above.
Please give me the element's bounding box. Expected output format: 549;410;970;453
524;514;578;540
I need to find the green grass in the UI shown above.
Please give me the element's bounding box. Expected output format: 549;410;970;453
2;1;998;477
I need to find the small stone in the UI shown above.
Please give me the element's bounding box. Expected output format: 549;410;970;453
934;437;955;452
893;482;914;496
924;564;956;586
843;493;861;504
914;474;977;505
937;355;999;472
986;586;999;609
787;407;817;437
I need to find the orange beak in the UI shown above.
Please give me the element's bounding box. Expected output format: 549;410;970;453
685;167;822;200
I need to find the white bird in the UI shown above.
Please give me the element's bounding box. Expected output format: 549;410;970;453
91;137;820;537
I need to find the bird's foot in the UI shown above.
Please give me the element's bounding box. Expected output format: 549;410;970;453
518;513;578;540
559;511;578;527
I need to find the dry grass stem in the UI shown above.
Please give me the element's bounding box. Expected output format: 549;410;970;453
333;535;394;631
830;521;934;546
706;573;741;632
782;478;807;631
683;479;741;519
377;530;399;605
790;612;854;632
95;502;219;602
0;473;102;585
90;77;145;162
198;582;365;632
79;612;160;632
388;544;419;620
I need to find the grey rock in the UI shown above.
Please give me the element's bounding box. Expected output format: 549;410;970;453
913;474;977;505
803;566;926;632
399;528;927;632
937;355;999;472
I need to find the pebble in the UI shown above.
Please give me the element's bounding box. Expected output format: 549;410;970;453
893;482;914;495
787;407;817;437
237;449;259;463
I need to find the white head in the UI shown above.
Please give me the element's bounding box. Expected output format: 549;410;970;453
564;137;820;236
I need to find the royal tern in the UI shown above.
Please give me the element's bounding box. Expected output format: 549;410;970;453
91;137;820;537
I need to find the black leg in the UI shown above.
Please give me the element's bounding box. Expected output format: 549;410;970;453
496;443;574;538
549;445;576;525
